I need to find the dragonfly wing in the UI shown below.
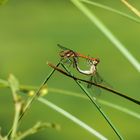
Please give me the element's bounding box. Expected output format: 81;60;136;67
61;58;73;67
86;73;102;95
95;72;113;88
93;72;103;84
92;73;102;95
87;73;101;89
87;76;93;88
57;44;71;51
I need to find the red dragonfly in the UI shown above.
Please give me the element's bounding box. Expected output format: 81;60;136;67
58;44;104;91
58;44;100;64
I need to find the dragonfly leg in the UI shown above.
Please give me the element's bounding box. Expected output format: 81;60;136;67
87;76;93;88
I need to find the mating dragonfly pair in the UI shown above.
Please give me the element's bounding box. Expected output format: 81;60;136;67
47;44;140;105
58;44;104;92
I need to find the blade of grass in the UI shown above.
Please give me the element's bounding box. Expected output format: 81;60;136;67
1;77;139;127
80;0;140;23
48;88;140;120
38;97;108;140
18;62;61;119
1;79;139;120
71;0;140;72
0;79;139;120
121;0;140;17
61;63;124;140
97;100;140;119
21;61;61;115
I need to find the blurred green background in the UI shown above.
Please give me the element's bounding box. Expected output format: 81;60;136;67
0;0;140;139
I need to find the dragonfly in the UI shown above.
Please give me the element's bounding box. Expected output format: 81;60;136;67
73;57;105;94
58;44;100;65
58;44;104;91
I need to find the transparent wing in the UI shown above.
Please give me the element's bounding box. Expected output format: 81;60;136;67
93;72;103;84
63;58;73;67
87;72;103;88
87;72;112;96
95;72;112;88
57;44;71;51
87;75;102;95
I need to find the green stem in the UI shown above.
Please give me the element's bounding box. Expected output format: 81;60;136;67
71;0;140;72
15;122;53;140
19;61;61;119
48;88;140;119
11;102;21;140
7;61;61;138
80;0;140;23
38;98;108;140
61;63;124;140
8;74;22;140
0;79;139;119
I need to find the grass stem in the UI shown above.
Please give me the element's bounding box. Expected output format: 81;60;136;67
71;0;140;72
7;62;61;138
81;0;140;23
38;97;108;140
47;62;140;105
121;0;140;17
61;63;124;140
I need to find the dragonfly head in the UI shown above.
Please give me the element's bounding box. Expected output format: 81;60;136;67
90;58;100;66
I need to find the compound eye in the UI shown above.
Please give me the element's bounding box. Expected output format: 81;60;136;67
96;58;100;63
